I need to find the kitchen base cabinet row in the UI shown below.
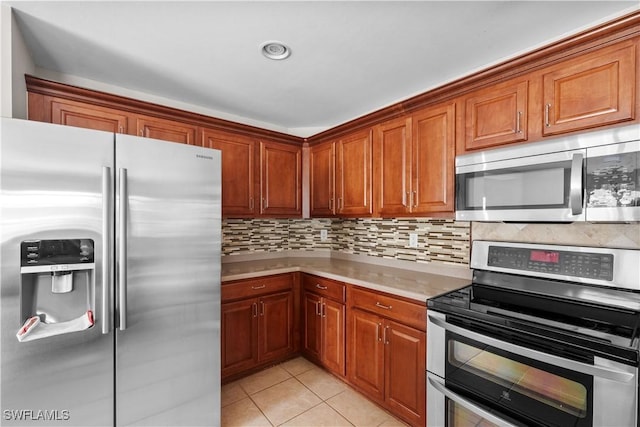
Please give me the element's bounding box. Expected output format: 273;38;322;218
221;272;427;427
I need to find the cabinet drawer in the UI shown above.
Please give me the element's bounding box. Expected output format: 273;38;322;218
303;274;345;303
222;273;293;302
349;286;426;331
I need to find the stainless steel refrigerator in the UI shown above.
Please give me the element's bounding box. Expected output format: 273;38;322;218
0;118;221;426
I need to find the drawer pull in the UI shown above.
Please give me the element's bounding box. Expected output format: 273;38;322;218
375;302;392;310
315;284;328;290
251;285;266;290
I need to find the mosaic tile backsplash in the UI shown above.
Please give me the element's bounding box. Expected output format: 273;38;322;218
222;218;471;266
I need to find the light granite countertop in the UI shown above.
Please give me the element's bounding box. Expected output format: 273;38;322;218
221;253;472;302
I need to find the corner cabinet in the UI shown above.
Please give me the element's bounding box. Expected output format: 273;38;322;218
309;141;336;217
542;40;636;136
221;273;297;381
260;141;302;216
310;129;373;217
374;102;455;216
302;274;346;377
336;129;373;216
347;286;426;427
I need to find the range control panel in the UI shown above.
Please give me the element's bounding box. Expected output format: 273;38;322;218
487;246;614;281
21;239;94;267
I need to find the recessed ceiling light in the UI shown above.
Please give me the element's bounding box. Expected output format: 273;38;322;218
260;41;291;60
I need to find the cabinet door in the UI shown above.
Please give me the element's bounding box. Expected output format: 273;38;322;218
259;291;294;362
385;320;426;427
412;103;456;214
464;80;528;151
336;130;373;216
374;117;412;216
260;141;302;216
542;42;636;136
322;298;345;377
135;115;198;145
348;309;384;400
303;292;322;362
309;142;336;216
51;99;130;133
221;299;257;378
203;129;256;217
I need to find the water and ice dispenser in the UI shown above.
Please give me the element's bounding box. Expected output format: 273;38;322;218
17;239;95;342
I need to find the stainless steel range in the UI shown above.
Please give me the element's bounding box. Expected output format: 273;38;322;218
427;241;640;427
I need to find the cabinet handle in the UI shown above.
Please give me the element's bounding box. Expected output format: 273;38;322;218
249;197;254;210
516;111;522;133
337;198;343;211
139;129;143;136
252;302;258;317
329;198;333;210
544;104;551;127
261;197;266;212
403;192;408;207
383;325;389;345
375;302;392;310
413;190;418;208
315;284;328;290
376;323;382;342
315;301;321;316
251;285;266;290
118;126;124;134
321;303;326;318
260;301;264;316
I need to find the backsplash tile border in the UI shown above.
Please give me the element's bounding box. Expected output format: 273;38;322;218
222;218;471;266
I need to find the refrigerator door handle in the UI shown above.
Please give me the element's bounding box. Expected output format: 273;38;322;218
118;168;128;331
102;166;112;334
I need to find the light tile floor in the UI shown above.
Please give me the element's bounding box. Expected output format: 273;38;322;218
221;357;409;427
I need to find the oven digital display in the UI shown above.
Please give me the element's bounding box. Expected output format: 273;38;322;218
530;250;560;263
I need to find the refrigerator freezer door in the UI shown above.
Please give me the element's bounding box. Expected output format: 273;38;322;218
114;135;221;426
0;118;114;426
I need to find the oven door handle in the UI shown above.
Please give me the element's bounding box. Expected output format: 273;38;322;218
428;374;520;427
429;315;635;383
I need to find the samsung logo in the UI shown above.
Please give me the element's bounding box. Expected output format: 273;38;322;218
196;154;213;160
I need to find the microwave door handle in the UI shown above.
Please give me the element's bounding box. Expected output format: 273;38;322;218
569;152;584;215
428;315;634;383
428;374;519;427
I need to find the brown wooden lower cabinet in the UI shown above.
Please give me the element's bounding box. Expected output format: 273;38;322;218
347;286;426;427
221;274;296;381
301;274;346;377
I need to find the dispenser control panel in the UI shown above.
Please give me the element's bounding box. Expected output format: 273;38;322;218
21;239;94;267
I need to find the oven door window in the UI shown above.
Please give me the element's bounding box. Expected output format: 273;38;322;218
448;400;501;427
446;332;593;426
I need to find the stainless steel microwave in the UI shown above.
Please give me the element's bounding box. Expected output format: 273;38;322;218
455;124;640;222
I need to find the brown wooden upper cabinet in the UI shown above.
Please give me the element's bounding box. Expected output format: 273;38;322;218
260;140;302;216
542;41;636;136
464;79;528;151
309;141;336;217
374;103;455;216
335;129;373;217
203;129;257;217
135;114;198;145
310;129;373;217
49;98;131;134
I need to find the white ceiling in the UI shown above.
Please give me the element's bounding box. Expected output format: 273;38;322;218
7;1;640;137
